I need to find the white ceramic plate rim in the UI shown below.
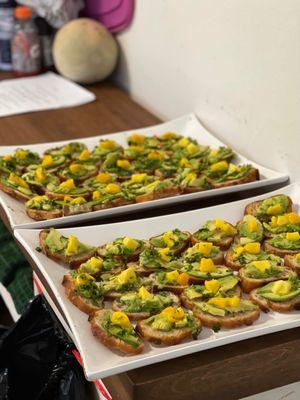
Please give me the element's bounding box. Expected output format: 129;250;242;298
15;183;300;381
0;113;288;229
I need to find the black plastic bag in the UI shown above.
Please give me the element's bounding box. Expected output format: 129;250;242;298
0;295;92;400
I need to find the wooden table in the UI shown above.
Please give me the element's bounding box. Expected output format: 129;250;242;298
0;75;298;400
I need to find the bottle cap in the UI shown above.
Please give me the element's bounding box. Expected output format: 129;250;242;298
14;6;32;19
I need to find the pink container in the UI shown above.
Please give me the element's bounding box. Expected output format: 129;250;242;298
81;0;134;33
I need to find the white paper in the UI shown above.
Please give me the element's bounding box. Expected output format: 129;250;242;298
0;72;96;117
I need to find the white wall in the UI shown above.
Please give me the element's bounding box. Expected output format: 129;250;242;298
115;0;300;180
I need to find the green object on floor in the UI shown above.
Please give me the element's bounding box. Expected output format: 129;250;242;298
0;219;33;315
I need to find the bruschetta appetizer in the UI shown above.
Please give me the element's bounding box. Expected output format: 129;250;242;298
192;219;237;250
264;232;300;257
244;194;293;222
236;215;264;244
25;195;63;220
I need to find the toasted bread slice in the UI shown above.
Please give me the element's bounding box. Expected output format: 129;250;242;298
191;235;234;251
284;255;300;275
62;275;102;315
135;186;181;203
136;319;199;345
89;310;144;354
150;231;191;256
263;241;299;257
224;249;243;271
0;181;33;202
244;195;293;217
192;306;260;328
39;229;95;269
238;267;295;293
250;289;300;312
26;207;63;221
112;292;180;320
212;168;259;189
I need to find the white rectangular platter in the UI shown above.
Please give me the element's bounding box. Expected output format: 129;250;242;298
0;113;288;230
14;183;300;381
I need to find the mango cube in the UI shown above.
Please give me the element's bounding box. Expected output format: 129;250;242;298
123;237;139;251
199;258;216;273
111;311;131;328
286;232;300;241
205;279;220;294
244;242;261;254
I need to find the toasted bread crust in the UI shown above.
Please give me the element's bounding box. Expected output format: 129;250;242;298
39;229;95;269
284;255;300;275
193;307;260;328
136;319;198;345
244;195;293;217
250;289;300;312
26;207;63;221
212;168;259;189
89;310;144;354
62;275;102;315
0;181;33;202
182;186;205;194
135;186;181;203
46;190;90;200
238;267;295;293
263;241;300;257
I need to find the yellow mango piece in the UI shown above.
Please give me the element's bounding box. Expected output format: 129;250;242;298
117;159;131;169
208;297;228;308
234;246;245;258
204;279;220;294
100;140;118;150
122;237;139;251
88;257;103;269
63;195;73;202
78;149;90;161
75;273;95;287
247;218;258;232
270;216;278;228
8;173;29;188
172;307;185;321
71;196;86;205
244;242;261;254
129;133;145;144
252;260;270;272
161;132;177;139
111;311;131;328
95;172;111;184
162;231;176;248
178;138;190;148
3;154;12;161
147;151;163;160
209;149;219;156
59;179;75;191
131;173;147;183
166;270;179;282
286;232;300;241
187;143;198;154
32;195;46;203
117;267;137;284
158;248;171;262
186;172;197;182
66;235;79;254
92;190;102;201
104;183;120;194
42;155;53;167
197;242;213;255
288;213;300;224
276;215;289;226
266;204;282;215
138;286;152;300
15;149;28;159
35;167;46;183
146;180;160;189
210;161;228;172
228;296;240;308
215;219;236;235
271;280;291;295
69;163;84;173
177;272;190;286
199;258;217;273
180;158;192;168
